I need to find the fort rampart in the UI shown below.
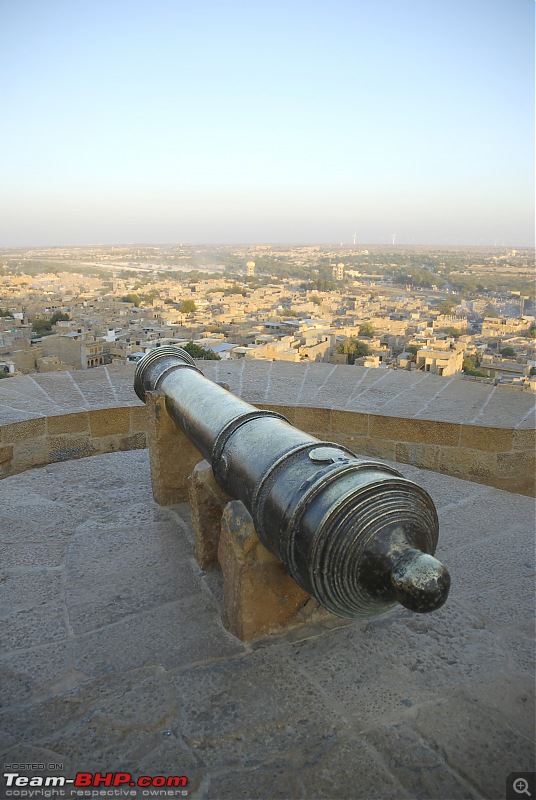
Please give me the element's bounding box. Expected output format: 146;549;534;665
0;361;533;495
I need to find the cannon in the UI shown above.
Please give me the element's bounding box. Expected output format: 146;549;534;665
135;346;450;619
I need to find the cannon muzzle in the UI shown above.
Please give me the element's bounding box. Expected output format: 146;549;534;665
135;346;450;619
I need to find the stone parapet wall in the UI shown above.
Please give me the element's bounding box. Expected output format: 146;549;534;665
0;401;533;496
0;363;533;495
0;406;147;477
259;404;535;496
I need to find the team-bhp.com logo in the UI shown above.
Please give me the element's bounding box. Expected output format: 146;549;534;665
3;771;188;796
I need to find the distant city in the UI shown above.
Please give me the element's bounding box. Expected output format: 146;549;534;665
0;243;534;390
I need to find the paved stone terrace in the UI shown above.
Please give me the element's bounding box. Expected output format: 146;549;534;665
0;450;534;800
0;361;533;428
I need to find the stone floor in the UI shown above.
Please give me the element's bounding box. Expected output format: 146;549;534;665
0;450;534;800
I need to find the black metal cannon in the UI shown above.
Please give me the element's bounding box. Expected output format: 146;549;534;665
135;346;450;619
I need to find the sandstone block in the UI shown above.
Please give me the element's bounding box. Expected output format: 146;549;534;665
129;405;148;433
145;391;202;505
0;444;14;464
47;412;89;435
188;459;232;570
218;500;332;641
459;425;513;452
47;434;95;463
89;407;130;437
370;415;460;446
512;428;536;451
497;450;536;479
3;417;46;442
438;447;497;481
13;438;48;471
119;432;147;451
330;409;369;437
294;405;331;435
396;442;441;472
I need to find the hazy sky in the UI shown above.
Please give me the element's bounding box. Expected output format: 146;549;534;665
1;0;534;247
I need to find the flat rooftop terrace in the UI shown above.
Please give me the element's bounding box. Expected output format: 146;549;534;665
0;449;534;800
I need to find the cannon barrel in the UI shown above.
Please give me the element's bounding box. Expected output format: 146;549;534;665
135;346;450;619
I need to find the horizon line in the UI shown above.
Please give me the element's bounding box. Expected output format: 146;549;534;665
1;241;534;251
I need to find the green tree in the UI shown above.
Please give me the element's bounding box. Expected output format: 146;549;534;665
227;284;247;296
141;291;158;304
32;318;53;334
337;338;370;365
463;357;486;377
182;341;220;360
310;294;321;306
310;277;337;292
484;305;500;318
443;326;462;338
528;324;536;339
358;322;375;338
405;344;419;361
437;299;456;315
179;300;197;314
0;308;13;318
499;346;516;358
121;293;141;307
50;311;70;324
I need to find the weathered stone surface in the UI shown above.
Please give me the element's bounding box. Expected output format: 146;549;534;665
169;648;351;772
0;448;533;800
366;723;482;799
370;414;461;445
219;501;336;641
344;434;397;460
188;459;231;570
65;524;201;634
396;441;442;471
512;427;536;450
200;361;533;426
89;406;130;436
330;408;368;436
46;411;89;435
460;423;514;451
118;430;147;450
129;403;148;432
437;445;497;480
47;433;95;462
73;593;242;675
294;403;332;434
0;443;13;465
3;417;46;441
0;569;67;651
411;698;535;796
146;390;202;504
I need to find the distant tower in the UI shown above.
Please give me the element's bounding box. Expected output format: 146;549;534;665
353;232;357;246
392;233;396;246
246;260;256;277
332;262;345;281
